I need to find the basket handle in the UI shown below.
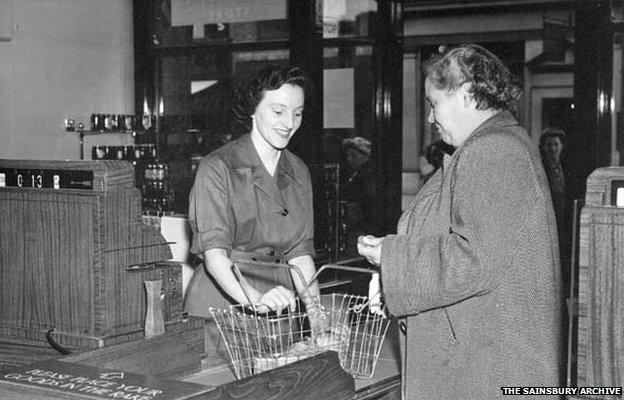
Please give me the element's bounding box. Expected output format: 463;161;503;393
311;263;385;314
307;262;379;289
231;260;310;309
231;259;381;307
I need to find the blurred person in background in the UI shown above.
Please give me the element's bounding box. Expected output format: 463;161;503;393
539;127;572;295
341;136;378;238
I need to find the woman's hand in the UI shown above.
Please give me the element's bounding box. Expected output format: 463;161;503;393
357;235;384;266
255;285;296;314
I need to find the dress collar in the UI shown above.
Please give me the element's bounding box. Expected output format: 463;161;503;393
228;134;298;182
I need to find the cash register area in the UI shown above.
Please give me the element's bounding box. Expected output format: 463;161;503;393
140;214;402;393
0;159;402;399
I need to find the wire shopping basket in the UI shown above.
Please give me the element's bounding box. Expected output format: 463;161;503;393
208;262;390;380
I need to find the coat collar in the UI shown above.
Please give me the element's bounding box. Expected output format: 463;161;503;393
459;110;518;150
443;110;520;194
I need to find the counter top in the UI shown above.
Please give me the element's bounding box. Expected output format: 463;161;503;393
0;318;401;399
182;319;401;398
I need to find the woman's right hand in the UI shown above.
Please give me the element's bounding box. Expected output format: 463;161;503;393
255;285;297;314
357;235;384;266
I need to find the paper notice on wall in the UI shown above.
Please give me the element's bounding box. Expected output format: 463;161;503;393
324;68;354;129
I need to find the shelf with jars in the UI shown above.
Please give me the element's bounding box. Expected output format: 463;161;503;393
89;113;156;134
141;163;175;216
92;144;158;163
90;143;173;216
65;113;158;160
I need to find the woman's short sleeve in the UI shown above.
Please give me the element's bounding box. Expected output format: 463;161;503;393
188;157;233;255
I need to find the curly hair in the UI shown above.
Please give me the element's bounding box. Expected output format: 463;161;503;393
231;65;309;136
422;43;522;111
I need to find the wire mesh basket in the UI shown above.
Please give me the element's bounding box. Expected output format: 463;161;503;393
208;263;390;380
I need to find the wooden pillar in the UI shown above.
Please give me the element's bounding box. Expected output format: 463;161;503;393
288;0;324;165
573;0;613;197
373;1;404;234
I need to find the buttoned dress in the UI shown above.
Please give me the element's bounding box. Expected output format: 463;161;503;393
184;133;315;316
381;111;562;399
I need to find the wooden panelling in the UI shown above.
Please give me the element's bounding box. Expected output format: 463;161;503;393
0;160;178;349
576;167;624;394
60;319;206;380
577;207;624;391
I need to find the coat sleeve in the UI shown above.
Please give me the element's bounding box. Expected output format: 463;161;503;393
381;134;540;316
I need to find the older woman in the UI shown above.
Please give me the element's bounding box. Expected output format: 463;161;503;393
184;65;320;316
358;44;561;399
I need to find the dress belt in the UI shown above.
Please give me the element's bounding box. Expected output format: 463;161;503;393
230;248;287;264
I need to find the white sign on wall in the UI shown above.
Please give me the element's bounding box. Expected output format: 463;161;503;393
324;68;355;129
171;0;286;39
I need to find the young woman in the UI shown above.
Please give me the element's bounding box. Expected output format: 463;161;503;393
184;65;320;316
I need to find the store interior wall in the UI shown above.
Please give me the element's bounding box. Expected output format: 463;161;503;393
0;0;135;161
0;1;619;190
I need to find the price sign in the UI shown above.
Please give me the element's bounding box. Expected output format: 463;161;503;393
0;168;94;190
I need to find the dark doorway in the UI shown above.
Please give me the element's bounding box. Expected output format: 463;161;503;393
542;97;585;199
542;96;579;387
542;97;575;147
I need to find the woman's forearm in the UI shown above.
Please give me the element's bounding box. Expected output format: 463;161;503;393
203;248;262;305
288;254;319;299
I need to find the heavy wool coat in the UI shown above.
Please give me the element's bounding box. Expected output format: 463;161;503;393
381;111;562;399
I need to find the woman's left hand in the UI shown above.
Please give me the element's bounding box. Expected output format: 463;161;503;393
357;235;384;266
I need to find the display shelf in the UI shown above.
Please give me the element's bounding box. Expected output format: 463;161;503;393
66;128;144;160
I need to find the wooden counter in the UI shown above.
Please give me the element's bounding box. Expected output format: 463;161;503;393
182;319;401;399
0;319;401;400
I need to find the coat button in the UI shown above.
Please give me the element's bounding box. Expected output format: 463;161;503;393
281;208;289;216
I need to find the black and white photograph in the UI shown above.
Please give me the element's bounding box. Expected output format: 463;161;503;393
0;1;622;399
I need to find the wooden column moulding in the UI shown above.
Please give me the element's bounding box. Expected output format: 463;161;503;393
372;0;404;234
287;0;324;165
573;0;614;197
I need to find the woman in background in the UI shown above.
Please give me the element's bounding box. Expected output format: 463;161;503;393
358;44;562;399
539;127;572;294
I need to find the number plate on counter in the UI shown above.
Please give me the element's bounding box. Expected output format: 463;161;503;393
0;168;94;190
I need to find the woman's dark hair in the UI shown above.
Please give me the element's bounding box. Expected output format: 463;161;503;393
231;65;309;136
422;43;522;111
